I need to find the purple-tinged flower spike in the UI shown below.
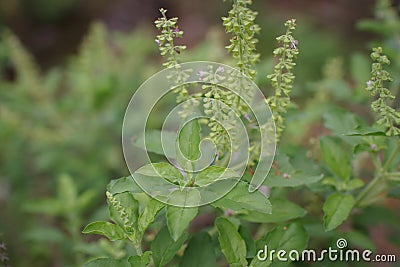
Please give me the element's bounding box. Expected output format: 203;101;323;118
173;27;180;33
244;113;251;122
290;40;298;49
155;39;161;46
267;19;298;143
365;47;399;136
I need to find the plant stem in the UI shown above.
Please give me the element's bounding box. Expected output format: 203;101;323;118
354;173;383;206
385;172;400;177
381;140;400;173
372;154;382;170
127;233;143;256
386;176;400;182
355;140;400;206
134;243;143;256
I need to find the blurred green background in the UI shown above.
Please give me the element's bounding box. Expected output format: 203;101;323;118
1;0;399;266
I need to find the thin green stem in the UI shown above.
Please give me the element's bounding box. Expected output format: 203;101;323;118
382;140;400;173
354;174;383;206
355;140;400;206
387;176;400;182
384;169;400;182
273;45;287;114
372;153;382;170
129;235;143;256
134;243;143;256
385;172;400;177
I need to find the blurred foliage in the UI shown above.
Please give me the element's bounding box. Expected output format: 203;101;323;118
0;23;159;266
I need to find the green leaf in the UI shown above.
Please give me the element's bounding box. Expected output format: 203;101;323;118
138;198;164;234
166;189;200;241
264;173;323;188
132;129;176;156
239;225;256;258
251;222;308;267
195;166;239;186
179;119;200;160
345;126;386;136
151;226;188;267
177;118;201;170
213;181;271;214
107;176;144;195
353;143;374;154
320;136;352;181
107;192;139;235
180;231;216;267
83;258;129;267
216;217;247;267
82;221;125;241
239;198;306;223
264;155;323;187
346;178;364;191
323;193;354;231
133;164;182;200
323;177;364;191
322;177;340;188
128;251;152;267
323;109;359;135
130;192;150;214
135;163;184;184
